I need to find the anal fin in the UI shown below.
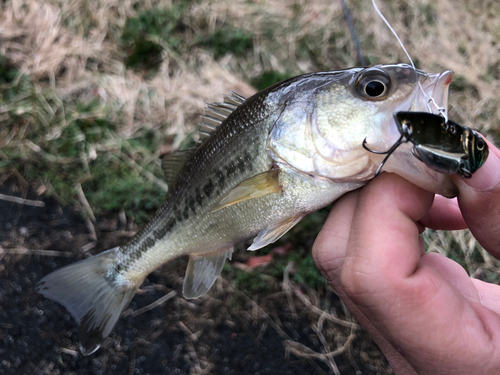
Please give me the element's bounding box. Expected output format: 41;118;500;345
248;214;304;251
211;169;281;212
183;247;233;299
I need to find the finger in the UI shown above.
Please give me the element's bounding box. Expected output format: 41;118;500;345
312;190;359;288
452;140;500;256
312;185;417;374
341;173;434;289
339;173;500;373
419;196;467;230
419;252;480;304
471;278;500;316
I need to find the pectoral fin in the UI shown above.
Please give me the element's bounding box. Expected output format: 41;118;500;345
211;169;281;212
183;247;233;299
248;214;304;251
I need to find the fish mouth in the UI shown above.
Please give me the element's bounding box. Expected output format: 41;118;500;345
412;70;454;115
386;69;453;146
384;69;454;152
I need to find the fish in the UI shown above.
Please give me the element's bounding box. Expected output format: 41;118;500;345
37;64;457;355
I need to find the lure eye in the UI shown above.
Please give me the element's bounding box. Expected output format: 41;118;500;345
401;120;413;136
355;69;391;100
477;138;485;151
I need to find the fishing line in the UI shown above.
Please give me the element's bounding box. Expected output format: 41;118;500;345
371;0;448;122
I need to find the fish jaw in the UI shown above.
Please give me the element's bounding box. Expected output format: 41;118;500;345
381;69;459;197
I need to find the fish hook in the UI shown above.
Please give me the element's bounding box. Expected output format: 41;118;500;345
411;145;423;162
458;163;472;179
363;134;405;177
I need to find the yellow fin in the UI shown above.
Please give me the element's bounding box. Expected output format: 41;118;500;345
247;214;304;251
211;169;282;212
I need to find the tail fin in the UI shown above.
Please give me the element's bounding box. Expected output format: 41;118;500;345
36;247;138;355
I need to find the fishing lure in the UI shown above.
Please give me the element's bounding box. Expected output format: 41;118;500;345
363;111;489;178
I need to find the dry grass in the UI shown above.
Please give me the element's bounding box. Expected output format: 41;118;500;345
1;0;500;373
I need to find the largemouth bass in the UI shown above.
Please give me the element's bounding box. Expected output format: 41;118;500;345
37;64;456;355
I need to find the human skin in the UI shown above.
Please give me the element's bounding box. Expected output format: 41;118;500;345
312;140;500;374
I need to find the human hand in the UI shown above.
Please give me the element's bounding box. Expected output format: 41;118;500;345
312;141;500;374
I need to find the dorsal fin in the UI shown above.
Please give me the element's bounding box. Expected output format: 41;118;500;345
198;92;247;137
227;91;247;104
161;148;196;188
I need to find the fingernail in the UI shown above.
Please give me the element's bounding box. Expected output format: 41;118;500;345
462;150;500;191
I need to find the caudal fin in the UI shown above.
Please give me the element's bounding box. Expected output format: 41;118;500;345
36;247;138;355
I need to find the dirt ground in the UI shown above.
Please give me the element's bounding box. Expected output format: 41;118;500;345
0;176;392;375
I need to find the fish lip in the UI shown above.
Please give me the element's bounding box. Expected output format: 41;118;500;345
413;70;454;114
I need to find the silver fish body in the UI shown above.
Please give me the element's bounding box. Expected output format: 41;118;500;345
37;64;455;354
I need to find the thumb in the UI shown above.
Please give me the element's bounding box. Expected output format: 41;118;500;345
452;140;500;257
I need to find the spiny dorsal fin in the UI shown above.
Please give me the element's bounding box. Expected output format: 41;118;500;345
247;214;304;251
161;148;196;188
227;91;247;104
183;247;233;299
211;169;281;212
198;92;247;136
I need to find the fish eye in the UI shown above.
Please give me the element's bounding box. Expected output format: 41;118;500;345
355;69;391;100
365;80;386;97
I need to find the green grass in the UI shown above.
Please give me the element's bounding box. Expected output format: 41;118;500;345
251;71;294;91
197;27;253;59
83;157;165;224
0;54;18;84
122;6;185;71
0;58;166;223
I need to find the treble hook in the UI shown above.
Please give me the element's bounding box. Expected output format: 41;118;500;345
458;163;472;179
363;134;406;177
411;145;423;162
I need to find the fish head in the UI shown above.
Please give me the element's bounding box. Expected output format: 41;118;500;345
267;63;458;197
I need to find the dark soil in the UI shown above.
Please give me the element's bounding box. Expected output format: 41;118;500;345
0;177;391;375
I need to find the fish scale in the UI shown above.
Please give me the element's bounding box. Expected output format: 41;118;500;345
113;94;274;272
37;64;459;355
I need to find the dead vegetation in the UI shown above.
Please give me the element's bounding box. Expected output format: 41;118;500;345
1;0;500;374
